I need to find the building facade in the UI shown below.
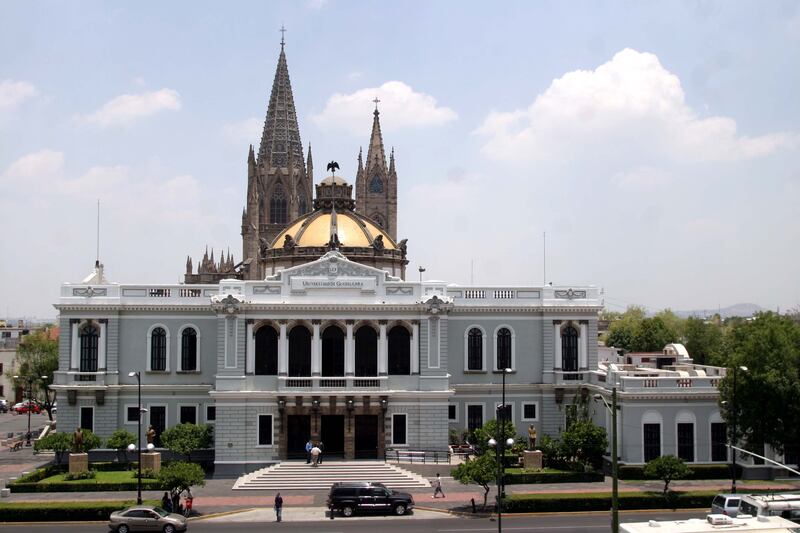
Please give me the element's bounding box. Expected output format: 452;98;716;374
51;40;753;478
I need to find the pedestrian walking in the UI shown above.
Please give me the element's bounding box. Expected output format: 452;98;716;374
274;492;283;522
432;473;445;498
305;439;313;464
311;444;321;467
317;440;324;465
161;491;172;512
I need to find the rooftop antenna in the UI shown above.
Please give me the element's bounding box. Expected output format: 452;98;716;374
96;198;100;267
470;259;474;285
543;231;546;286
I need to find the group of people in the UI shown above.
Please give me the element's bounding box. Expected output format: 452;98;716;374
305;439;324;466
161;488;193;515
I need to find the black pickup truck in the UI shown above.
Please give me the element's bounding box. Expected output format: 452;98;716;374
327;481;415;517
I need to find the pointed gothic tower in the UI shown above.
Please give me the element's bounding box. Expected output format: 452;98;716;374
241;38;312;279
355;104;398;240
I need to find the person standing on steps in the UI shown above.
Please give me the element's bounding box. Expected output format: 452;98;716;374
432;473;445;498
317;440;324;465
305;439;312;464
311;443;321;467
274;492;283;522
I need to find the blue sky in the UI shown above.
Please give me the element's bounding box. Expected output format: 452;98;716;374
1;1;799;318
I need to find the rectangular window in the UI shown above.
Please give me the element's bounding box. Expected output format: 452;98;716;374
467;404;483;433
785;444;800;466
643;423;661;462
179;406;197;425
448;405;457;422
0;363;3;373
522;403;537;421
392;414;408;445
126;406;140;423
206;406;216;422
677;423;694;462
258;414;273;446
496;403;512;424
711;422;727;462
80;406;94;433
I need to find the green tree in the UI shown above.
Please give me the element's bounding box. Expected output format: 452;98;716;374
718;312;800;454
604;305;647;351
158;461;206;500
471;419;515;456
33;432;72;464
106;428;137;463
452;453;497;508
654;309;684;340
559;419;608;471
631;316;678;352
161;423;213;462
683;317;723;365
6;330;59;420
643;455;691;495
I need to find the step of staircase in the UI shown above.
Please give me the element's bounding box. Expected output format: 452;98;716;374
233;461;431;490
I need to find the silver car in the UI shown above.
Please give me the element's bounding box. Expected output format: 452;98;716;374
711;493;742;517
108;505;187;533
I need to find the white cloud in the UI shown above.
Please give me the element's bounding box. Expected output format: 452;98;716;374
83;88;182;127
1;149;63;183
475;48;795;163
0;79;39;109
312;81;457;135
307;0;328;10
222;117;262;145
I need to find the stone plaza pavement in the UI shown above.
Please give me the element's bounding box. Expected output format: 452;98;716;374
3;451;800;522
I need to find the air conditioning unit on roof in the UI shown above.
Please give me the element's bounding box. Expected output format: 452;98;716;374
707;514;733;525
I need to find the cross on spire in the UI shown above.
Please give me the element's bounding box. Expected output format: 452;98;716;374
280;24;286;47
373;96;380;112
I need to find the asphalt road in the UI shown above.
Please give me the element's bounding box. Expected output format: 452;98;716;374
0;510;705;532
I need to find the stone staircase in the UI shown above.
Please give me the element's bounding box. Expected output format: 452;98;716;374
233;460;431;490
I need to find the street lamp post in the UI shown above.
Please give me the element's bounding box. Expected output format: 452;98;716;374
128;371;143;505
731;365;748;494
491;367;513;533
14;374;48;446
594;388;619;533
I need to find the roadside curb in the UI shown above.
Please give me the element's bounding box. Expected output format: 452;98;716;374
190;507;258;521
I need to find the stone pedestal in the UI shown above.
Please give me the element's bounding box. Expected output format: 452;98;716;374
523;450;543;470
69;453;89;474
141;452;161;473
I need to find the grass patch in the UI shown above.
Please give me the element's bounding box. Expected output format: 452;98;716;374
503;490;717;512
38;470;157;485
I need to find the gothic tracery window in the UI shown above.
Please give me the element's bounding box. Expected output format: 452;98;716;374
270;184;287;224
369;175;383;193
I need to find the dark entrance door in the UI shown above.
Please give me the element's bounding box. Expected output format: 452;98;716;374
287;415;311;460
355;415;378;459
321;415;345;458
150;406;166;447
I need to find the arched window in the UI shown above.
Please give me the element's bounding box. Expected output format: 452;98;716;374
355;326;378;377
322;326;345;377
181;327;198;372
561;325;578;372
496;328;512;370
255;326;278;375
269;184;287;224
79;323;99;374
467;328;483;371
369;175;383;193
371;213;385;228
288;326;311;377
298;193;308;215
388;326;410;375
151;327;167;371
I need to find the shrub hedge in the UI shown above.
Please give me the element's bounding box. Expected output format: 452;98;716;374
10;479;161;493
0;500;159;522
504;469;604;484
503;490;717;513
618;463;735;480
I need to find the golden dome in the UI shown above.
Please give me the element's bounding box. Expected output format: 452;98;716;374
272;209;396;250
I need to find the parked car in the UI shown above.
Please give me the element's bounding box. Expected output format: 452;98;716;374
12;400;41;414
108;505;187;533
711;493;743;517
327;481;414;517
738;493;800;521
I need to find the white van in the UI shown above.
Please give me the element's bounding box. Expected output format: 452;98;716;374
738;493;800;523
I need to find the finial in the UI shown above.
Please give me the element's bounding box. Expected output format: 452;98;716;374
280;24;287;48
326;161;340;176
373;96;380;113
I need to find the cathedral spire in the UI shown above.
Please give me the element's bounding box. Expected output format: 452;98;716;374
365;101;387;172
307;143;314;184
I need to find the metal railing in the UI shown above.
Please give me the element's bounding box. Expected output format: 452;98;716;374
385;448;451;464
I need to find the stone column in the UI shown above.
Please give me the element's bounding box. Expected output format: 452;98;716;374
378;321;388;375
311;320;321;376
70;320;79;369
553;321;562;370
278;321;288;376
410;321;419;374
245;321;255;374
98;320;107;370
345;321;355;376
579;322;588;369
